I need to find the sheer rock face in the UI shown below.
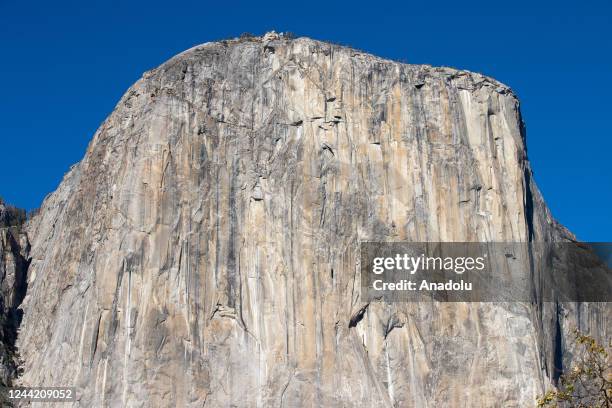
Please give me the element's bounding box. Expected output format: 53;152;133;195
15;34;609;407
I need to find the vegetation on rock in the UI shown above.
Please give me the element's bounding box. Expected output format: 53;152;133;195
537;329;611;408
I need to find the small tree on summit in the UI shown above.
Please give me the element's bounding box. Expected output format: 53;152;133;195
537;329;611;408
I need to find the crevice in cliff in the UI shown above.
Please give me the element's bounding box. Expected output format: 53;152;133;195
383;315;405;340
321;143;335;157
348;303;369;328
279;369;295;408
553;302;564;384
523;168;535;242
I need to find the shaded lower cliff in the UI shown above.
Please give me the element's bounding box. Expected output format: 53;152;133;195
0;200;29;403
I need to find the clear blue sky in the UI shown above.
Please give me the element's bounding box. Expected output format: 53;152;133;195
0;0;610;240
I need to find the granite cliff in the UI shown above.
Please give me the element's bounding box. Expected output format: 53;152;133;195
4;32;609;406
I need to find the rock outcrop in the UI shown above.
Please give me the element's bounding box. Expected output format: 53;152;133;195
0;200;29;402
11;33;610;406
